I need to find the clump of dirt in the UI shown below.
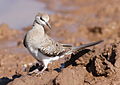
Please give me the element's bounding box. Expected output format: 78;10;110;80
3;38;120;85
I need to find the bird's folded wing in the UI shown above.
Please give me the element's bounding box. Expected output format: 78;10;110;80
37;40;66;57
37;35;72;57
38;47;65;57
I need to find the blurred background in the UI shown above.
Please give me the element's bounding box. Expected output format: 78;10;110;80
0;0;53;29
0;0;120;85
1;0;120;30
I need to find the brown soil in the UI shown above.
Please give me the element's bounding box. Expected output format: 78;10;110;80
1;0;120;85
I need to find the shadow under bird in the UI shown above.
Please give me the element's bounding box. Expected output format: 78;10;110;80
23;13;103;74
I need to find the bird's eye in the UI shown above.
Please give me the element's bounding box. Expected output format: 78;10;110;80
40;17;44;21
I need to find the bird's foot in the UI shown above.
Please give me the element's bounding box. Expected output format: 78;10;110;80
28;68;47;76
28;69;39;74
28;69;43;75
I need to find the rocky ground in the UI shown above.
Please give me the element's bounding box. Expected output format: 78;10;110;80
1;0;120;85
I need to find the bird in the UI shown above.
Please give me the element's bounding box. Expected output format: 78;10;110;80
23;13;103;74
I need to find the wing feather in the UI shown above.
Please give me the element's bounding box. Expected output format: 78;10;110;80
37;36;72;57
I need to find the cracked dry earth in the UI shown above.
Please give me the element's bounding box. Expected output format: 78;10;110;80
1;0;120;85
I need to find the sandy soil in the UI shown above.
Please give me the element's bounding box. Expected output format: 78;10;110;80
1;0;120;85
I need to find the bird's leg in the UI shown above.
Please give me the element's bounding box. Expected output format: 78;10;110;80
40;59;50;73
31;59;50;75
40;65;47;73
26;61;43;75
31;66;47;75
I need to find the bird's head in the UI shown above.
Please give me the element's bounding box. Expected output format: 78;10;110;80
34;13;51;29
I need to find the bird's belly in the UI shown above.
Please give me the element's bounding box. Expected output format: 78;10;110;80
27;46;64;64
27;46;50;61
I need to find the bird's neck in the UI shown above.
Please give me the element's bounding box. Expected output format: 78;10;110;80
32;22;45;35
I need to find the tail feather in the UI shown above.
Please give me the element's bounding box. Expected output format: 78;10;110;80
66;40;103;55
64;40;103;55
72;40;103;51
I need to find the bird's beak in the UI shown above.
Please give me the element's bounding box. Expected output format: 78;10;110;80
46;22;51;29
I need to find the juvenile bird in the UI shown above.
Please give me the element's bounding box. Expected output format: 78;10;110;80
23;13;103;74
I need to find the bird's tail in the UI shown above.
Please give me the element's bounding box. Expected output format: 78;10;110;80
66;40;103;55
